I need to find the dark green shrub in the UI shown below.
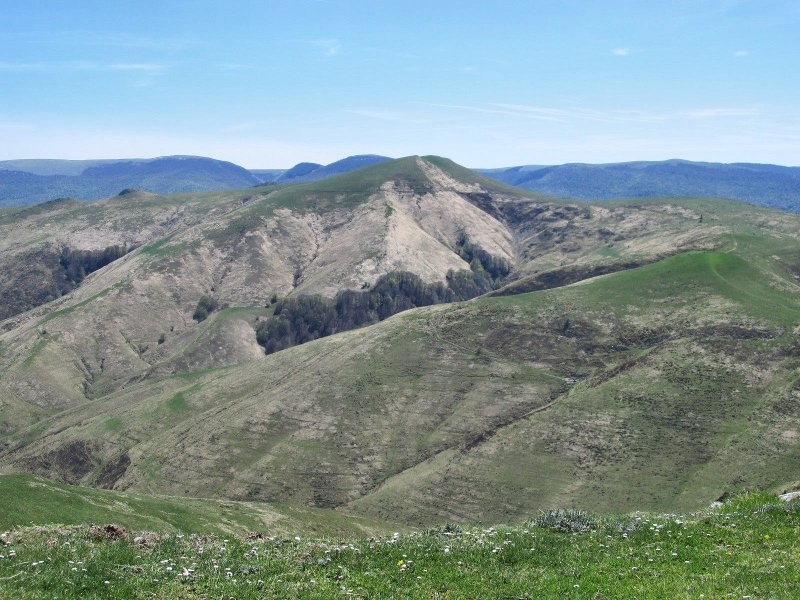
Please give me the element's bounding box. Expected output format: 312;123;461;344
192;295;218;322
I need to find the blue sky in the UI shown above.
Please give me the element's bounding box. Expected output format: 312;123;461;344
1;0;798;167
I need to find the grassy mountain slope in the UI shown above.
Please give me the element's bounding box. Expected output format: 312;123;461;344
2;492;797;599
1;155;799;525
0;474;391;537
2;241;798;524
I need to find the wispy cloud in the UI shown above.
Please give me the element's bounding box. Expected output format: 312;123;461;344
220;120;272;133
424;102;565;122
0;61;47;71
681;107;760;119
309;38;341;56
215;62;255;71
348;108;428;124
427;101;761;124
108;63;166;71
101;33;194;52
428;102;658;124
611;47;630;56
7;30;194;52
733;50;749;57
0;61;166;72
492;103;590;121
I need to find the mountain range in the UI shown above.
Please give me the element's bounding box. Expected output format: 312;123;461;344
477;160;800;212
1;155;798;525
254;154;393;184
0;156;261;207
2;154;799;213
0;154;394;207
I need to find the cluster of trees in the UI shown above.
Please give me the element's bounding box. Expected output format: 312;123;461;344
256;272;447;354
58;245;129;288
192;295;219;322
256;240;512;355
455;232;511;280
1;243;131;321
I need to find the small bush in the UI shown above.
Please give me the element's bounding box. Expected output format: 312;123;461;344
423;523;464;537
531;508;597;533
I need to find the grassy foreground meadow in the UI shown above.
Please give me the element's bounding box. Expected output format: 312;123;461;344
0;489;797;599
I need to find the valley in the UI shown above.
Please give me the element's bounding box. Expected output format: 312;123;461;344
1;156;798;527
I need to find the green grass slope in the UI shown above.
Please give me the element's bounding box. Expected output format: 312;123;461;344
346;248;800;522
0;492;797;598
3;239;798;524
0;474;390;537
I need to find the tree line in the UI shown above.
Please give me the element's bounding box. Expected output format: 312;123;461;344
256;239;511;354
58;245;129;288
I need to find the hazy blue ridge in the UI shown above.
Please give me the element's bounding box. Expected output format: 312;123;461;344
275;154;394;184
274;161;323;183
477;160;800;212
4;155;799;213
0;156;262;206
249;168;286;183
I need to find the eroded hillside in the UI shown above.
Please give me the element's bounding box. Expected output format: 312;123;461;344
1;156;799;524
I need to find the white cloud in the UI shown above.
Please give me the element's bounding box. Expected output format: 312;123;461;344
220;120;272;133
611;48;630;56
734;50;749;57
215;62;254;71
0;61;166;72
9;30;194;52
108;63;166;71
430;102;663;124
310;38;341;56
348;109;428;125
424;102;565;122
682;107;760;118
0;61;46;71
428;101;762;125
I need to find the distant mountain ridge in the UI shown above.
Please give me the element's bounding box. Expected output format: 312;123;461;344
0;156;261;206
257;154;394;184
477;159;800;212
0;154;394;207
3;154;799;213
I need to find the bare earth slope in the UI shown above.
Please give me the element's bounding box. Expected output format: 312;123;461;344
1;156;799;525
